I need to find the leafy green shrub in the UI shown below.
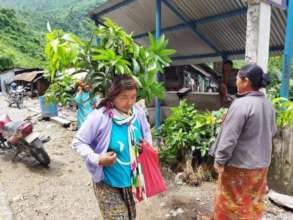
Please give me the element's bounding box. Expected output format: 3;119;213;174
159;96;293;169
272;97;293;128
267;56;293;101
159;100;224;165
44;18;175;105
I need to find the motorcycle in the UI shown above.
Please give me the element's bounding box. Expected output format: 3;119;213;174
0;113;50;167
7;84;26;109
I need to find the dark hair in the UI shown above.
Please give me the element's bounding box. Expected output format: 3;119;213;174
238;64;270;89
223;60;233;66
97;75;138;109
75;80;83;91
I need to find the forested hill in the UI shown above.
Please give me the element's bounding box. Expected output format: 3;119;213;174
0;0;104;69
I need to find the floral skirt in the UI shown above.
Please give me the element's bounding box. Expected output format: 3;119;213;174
213;166;268;220
93;182;136;220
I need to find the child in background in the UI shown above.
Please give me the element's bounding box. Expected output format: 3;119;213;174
75;81;96;129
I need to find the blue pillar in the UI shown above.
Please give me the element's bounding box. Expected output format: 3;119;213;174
280;0;293;98
96;37;100;45
155;0;161;135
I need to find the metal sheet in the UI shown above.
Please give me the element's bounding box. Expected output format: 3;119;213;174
14;71;43;82
91;0;287;64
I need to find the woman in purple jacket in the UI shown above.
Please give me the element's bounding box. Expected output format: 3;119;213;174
72;75;152;220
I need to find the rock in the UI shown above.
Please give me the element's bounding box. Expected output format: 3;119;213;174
171;210;177;217
176;208;184;214
51;116;71;127
169;208;184;217
12;195;24;202
37;116;43;121
165;214;170;218
40;136;51;143
68;122;78;131
32;193;39;198
50;193;56;200
53;152;64;156
174;172;184;185
268;190;293;210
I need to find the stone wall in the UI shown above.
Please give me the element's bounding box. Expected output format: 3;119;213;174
268;127;293;195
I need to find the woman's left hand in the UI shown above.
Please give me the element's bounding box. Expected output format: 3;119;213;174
138;139;147;154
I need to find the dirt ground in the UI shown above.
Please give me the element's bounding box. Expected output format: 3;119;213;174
0;94;292;220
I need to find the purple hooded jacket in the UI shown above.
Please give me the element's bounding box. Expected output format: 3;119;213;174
72;104;152;183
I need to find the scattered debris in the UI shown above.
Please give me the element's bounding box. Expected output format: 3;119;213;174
169;207;184;217
51;116;71;127
174;172;184;185
12;195;25;203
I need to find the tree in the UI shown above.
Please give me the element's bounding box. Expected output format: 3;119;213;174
0;56;14;71
44;18;176;105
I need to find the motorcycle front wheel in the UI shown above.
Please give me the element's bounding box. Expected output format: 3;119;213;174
29;138;50;167
16;96;23;109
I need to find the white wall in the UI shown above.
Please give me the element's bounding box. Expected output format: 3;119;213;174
0;70;15;94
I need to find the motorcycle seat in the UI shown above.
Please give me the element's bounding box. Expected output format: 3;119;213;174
0;113;12;130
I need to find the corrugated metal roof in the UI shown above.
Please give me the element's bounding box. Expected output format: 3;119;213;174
91;0;123;14
91;0;287;65
98;1;183;35
169;0;247;21
197;15;247;52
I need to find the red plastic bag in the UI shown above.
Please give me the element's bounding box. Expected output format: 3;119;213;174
138;142;167;198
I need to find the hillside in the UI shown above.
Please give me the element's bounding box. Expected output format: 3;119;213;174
0;0;104;69
0;0;105;36
0;8;44;69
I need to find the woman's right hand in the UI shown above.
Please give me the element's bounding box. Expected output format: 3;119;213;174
98;151;117;166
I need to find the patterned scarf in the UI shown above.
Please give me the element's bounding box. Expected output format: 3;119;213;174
111;108;146;201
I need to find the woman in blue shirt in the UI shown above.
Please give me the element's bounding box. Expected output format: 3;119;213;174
75;82;96;129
